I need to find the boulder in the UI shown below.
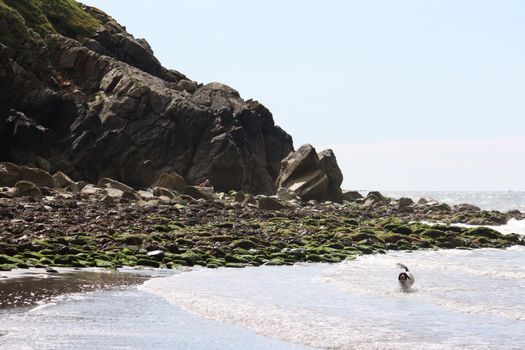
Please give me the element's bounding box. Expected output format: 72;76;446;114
367;191;387;202
0;162;21;186
13;181;43;199
138;190;155;200
318;149;343;202
277;189;301;202
418;197;434;205
98;177;136;194
286;170;329;202
362;196;381;208
275;144;343;203
276;144;319;187
454;203;481;212
152;172;185;193
153;187;177;199
342;190;363;202
19;166;54;188
233;191;246;203
398;197;415;208
80;184;106;199
243;193;257;205
426;202;452;213
258;196;285;210
121;191;142;201
184;186;215;201
52;171;80;192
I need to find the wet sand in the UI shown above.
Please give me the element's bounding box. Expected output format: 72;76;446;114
0;268;151;309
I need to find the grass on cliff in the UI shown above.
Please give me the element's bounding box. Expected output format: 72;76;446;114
0;0;100;50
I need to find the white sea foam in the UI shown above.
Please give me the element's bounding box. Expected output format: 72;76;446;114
452;218;525;235
143;247;525;349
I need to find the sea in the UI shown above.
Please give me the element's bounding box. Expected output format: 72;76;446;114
1;191;524;350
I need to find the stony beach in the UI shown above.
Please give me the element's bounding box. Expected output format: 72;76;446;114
1;173;523;273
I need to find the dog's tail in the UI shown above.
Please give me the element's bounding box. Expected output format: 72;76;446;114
396;263;409;272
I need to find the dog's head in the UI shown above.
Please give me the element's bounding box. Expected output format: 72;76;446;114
398;272;410;284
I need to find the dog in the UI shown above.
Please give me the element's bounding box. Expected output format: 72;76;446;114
396;263;415;291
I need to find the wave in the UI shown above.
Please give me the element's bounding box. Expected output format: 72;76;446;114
143;247;525;349
143;276;449;350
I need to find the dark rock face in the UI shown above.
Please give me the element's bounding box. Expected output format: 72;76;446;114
0;2;293;194
276;144;344;203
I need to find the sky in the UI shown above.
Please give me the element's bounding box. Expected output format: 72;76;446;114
82;0;525;191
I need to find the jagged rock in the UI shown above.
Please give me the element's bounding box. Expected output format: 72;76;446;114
342;190;363;202
85;6;186;83
13;181;43;199
258;196;285;210
0;3;294;195
152;172;185;193
276;144;343;203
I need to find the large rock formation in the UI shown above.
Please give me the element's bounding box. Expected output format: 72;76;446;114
276;144;343;203
0;0;293;193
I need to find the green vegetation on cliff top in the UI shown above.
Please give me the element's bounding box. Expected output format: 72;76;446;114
0;0;100;50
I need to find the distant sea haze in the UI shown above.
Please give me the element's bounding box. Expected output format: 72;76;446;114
326;138;525;192
353;190;525;212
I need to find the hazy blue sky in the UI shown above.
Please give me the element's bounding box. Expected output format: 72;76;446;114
82;0;525;190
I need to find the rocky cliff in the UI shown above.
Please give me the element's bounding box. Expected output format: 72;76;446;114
0;0;294;193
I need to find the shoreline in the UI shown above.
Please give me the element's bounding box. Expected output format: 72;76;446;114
0;268;154;309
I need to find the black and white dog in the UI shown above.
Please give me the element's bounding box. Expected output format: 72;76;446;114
397;263;415;291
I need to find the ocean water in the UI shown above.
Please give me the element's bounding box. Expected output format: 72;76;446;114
380;190;525;212
1;192;524;350
143;245;525;350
